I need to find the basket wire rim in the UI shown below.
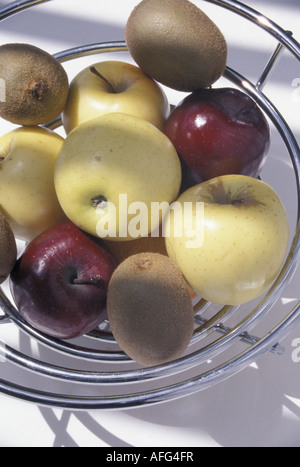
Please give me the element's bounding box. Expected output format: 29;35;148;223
0;0;299;409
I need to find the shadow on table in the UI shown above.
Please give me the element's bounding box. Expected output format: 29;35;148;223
0;0;299;448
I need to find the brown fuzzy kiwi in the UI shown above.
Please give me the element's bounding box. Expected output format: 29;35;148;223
103;226;168;265
104;237;198;300
107;252;194;367
103;234;198;300
0;43;69;125
0;211;17;284
125;0;227;92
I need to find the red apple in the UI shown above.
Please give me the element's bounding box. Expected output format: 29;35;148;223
10;221;117;340
165;87;270;183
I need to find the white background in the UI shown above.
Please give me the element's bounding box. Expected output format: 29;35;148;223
0;0;299;447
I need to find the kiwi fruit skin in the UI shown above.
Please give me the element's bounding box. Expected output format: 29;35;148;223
125;0;228;92
0;211;17;284
107;252;194;367
0;43;69;125
103;225;167;265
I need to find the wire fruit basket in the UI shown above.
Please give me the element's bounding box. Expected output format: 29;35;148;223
0;0;299;410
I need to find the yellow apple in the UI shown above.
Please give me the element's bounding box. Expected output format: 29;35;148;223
0;126;66;241
62;60;170;134
164;174;290;305
55;112;181;240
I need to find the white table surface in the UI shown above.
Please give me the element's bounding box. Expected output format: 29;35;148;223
0;0;299;448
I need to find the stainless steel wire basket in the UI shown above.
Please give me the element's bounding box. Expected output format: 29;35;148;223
0;0;299;410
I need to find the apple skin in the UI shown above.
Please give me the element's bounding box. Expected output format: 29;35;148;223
178;152;203;194
164;87;270;183
62;60;170;134
0;126;67;241
10;221;117;340
164;174;289;306
55;112;182;241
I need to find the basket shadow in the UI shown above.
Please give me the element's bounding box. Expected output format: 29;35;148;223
0;5;125;47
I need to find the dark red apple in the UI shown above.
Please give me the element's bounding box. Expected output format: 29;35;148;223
165;87;270;183
10;221;117;340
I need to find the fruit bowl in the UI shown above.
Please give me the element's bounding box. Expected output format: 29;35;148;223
0;0;299;410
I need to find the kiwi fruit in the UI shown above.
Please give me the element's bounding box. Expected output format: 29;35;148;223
103;225;168;265
107;252;195;367
0;211;17;284
125;0;228;92
0;43;69;125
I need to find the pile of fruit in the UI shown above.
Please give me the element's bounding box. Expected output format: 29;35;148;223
0;0;290;367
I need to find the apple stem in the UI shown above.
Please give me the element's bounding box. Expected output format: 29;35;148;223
91;195;107;208
231;198;246;206
90;66;116;93
72;275;104;286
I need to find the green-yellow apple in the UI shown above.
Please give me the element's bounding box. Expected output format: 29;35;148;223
62;60;170;134
164;174;290;305
0;126;66;241
55;112;181;241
